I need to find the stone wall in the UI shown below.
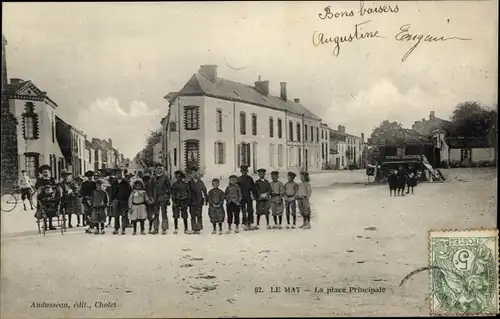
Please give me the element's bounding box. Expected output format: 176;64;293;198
1;104;19;193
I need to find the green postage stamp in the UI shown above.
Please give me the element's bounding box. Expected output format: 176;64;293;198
429;229;499;316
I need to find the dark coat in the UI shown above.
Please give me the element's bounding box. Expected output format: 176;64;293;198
151;174;171;202
110;179;133;201
237;175;258;201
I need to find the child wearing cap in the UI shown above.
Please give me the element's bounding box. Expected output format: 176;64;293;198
270;171;285;229
171;170;191;234
297;172;312;229
128;180;149;235
225;175;242;234
284;172;299;229
91;179;109;235
208;178;225;234
255;168;272;229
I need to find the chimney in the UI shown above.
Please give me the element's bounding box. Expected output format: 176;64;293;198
280;82;287;101
342;126;346;133
430;111;435;119
361;133;365;142
294;98;300;103
10;77;23;84
338;125;342;132
198;65;218;82
254;80;269;96
108;138;112;148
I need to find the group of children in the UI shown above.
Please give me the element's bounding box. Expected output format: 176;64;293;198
32;164;313;235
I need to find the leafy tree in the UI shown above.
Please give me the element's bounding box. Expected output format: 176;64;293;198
447;102;497;140
369;120;405;144
139;129;162;168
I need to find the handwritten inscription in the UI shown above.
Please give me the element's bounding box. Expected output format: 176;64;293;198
319;1;399;20
312;20;383;57
395;24;472;62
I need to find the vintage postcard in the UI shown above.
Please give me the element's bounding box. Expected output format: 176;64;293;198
1;1;498;318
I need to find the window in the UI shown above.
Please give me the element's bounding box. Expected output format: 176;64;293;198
173;148;177;166
298;148;302;166
252;114;257;136
269;143;275;167
305;124;308;141
214;141;225;164
311;126;314;142
216;109;223;132
25;154;38;179
52;120;55;143
24;116;35;139
296;123;301;141
184;106;200;130
322;143;325;159
185;140;200;171
240;112;246;135
269;117;274;138
317;127;319;142
170;122;177;132
278;144;284;167
321;129;324;139
238;142;251;167
288;121;293;141
277;118;283;138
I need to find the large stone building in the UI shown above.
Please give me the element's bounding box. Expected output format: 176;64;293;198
1;34;19;191
162;65;323;178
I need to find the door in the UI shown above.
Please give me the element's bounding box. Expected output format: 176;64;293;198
185;140;200;171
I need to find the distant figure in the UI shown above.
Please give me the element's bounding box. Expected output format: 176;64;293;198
406;165;418;194
18;170;35;210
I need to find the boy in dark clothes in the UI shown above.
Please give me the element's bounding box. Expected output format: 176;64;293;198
106;174;116;227
151;165;171;235
237;165;258;231
142;174;157;234
283;172;299;228
188;168;208;235
208;178;225;235
91;180;109;235
80;170;97;233
270;171;285;229
171;170;191;234
225;175;242;234
59;169;81;228
34;164;61;231
255;168;272;230
110;171;133;235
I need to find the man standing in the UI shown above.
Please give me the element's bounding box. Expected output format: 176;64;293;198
80;171;97;233
151;165;171;235
237;165;258;231
188;167;208;234
18;170;34;210
110;170;133;235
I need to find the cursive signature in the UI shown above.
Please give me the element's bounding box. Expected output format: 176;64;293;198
395;24;472;62
312;20;383;57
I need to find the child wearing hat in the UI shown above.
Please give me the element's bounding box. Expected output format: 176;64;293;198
171;170;191;234
80;170;97;233
269;171;285;229
297;171;312;229
128;179;149;235
255;168;272;229
208;178;225;234
284;172;299;228
91;179;109;234
34;164;60;231
225;174;242;234
60;169;81;228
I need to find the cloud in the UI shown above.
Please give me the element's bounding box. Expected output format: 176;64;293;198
322;79;462;137
76;98;160;158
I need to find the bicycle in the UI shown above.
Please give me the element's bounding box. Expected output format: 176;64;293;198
1;187;37;213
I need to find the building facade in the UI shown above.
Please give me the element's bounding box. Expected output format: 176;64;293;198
8;78;65;179
163;65;322;178
328;125;363;169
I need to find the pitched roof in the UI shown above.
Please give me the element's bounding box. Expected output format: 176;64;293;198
175;73;321;120
4;80;58;107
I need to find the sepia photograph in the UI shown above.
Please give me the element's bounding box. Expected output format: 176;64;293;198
1;1;498;318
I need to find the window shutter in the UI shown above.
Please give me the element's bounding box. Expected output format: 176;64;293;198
214;142;217;164
237;144;241;166
222;143;225;164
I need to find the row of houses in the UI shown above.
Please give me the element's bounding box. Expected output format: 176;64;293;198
157;65;367;178
1;35;126;189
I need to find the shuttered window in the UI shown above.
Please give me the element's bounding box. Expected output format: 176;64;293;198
240;112;246;135
277;118;283;139
252;114;257;136
214;142;225;164
184;106;200;130
216;109;223;132
269;117;274;138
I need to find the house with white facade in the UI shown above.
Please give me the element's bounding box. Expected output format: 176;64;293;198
84;140;95;174
328;125;363;169
162;65;323;178
6;78;65;179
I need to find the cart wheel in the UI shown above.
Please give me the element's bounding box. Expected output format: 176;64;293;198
1;193;17;212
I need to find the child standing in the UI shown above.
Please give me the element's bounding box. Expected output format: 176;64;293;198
297;172;312;229
171;171;191;234
128;180;149;235
270;171;285;229
208;178;225;235
283;172;299;229
142;174;157;234
225;175;242;234
255;168;272;230
91;180;109;235
80;171;97;233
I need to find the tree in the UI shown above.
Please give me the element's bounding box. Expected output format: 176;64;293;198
139;129;162;168
369;120;404;144
447;102;497;139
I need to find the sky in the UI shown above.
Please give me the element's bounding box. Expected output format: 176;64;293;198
3;1;498;158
